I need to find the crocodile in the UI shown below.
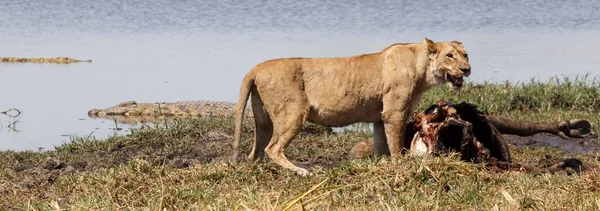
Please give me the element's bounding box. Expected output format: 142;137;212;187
0;57;92;64
88;100;251;120
88;100;333;134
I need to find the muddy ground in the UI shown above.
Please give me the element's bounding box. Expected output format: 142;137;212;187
504;134;600;154
2;128;598;193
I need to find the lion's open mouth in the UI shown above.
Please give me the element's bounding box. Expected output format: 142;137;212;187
446;73;464;88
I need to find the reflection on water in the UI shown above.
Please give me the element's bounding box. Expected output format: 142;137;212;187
0;108;22;118
0;108;22;137
0;0;599;150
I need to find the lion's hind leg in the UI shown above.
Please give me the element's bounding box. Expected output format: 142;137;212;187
248;89;273;161
252;65;311;175
264;101;311;176
373;121;390;156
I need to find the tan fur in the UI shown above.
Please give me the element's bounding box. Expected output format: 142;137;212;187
233;38;471;175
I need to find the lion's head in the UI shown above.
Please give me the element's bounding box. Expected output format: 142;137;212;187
424;38;471;89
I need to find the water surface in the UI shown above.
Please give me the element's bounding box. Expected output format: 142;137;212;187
1;0;599;150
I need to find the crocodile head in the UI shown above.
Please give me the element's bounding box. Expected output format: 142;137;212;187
88;101;143;117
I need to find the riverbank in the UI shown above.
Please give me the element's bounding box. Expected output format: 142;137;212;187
1;78;599;210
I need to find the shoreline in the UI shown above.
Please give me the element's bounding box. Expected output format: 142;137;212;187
1;78;599;209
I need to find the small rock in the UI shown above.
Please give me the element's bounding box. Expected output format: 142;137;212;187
63;166;75;174
350;139;374;159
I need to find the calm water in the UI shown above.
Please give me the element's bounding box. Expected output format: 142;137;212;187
1;0;599;151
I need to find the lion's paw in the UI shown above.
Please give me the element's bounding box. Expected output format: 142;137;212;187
296;168;312;176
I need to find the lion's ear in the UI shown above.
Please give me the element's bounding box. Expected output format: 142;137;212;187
451;40;463;48
424;38;436;54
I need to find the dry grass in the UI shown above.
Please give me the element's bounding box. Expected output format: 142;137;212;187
3;148;599;210
1;77;599;210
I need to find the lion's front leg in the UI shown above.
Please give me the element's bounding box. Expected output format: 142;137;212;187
381;110;410;158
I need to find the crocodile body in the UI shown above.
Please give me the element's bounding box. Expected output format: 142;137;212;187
89;100;250;118
1;57;92;64
88;100;333;134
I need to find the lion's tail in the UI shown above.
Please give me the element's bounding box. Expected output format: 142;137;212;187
232;71;255;161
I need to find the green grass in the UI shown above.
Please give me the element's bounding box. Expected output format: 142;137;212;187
418;74;599;115
1;77;599;210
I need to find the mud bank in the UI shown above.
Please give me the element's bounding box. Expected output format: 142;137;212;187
504;134;600;154
0;118;344;192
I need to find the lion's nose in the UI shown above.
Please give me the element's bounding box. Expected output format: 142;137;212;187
460;67;471;76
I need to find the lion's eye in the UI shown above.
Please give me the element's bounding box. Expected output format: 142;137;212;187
446;53;454;58
463;54;468;59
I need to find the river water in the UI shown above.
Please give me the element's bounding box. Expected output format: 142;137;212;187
1;0;599;151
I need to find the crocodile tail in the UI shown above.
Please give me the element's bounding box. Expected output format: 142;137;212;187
232;72;255;161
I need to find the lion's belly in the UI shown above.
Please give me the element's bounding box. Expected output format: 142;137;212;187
306;99;383;127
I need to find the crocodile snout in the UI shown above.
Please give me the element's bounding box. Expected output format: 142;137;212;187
88;109;100;117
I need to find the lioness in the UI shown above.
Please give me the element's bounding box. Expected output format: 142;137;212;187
233;38;471;175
